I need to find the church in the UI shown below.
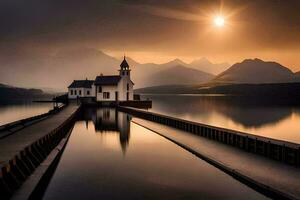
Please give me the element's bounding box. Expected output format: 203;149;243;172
68;57;134;102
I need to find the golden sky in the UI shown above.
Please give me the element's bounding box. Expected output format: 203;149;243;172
1;0;300;71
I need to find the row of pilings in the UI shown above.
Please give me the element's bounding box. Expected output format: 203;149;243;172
119;106;300;167
0;106;80;199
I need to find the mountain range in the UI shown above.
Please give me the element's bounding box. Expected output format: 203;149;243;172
1;47;300;93
0;48;228;91
136;58;300;94
0;83;50;100
135;82;300;97
189;58;230;75
138;65;214;86
124;56;228;87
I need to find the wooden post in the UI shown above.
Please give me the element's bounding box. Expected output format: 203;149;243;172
282;145;286;162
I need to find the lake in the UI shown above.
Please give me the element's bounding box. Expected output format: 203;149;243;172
142;94;300;144
42;107;268;200
0;101;54;126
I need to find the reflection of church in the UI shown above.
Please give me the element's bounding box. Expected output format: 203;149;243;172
82;108;131;153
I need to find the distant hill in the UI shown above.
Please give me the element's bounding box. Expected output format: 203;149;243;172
0;47;224;90
0;83;51;100
295;71;300;80
135;85;197;94
135;82;300;97
189;58;230;75
4;47;299;90
142;65;214;86
0;83;11;88
159;59;188;69
127;58;216;87
0;48;120;91
213;59;295;84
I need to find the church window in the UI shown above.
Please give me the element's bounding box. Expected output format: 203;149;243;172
103;92;110;99
79;90;82;95
74;90;77;95
70;90;73;95
87;90;90;95
98;86;102;93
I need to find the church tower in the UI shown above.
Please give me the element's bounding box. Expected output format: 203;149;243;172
119;56;131;77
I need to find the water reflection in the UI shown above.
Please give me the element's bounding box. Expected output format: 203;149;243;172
0;101;53;125
80;107;131;153
143;95;300;143
43;107;269;200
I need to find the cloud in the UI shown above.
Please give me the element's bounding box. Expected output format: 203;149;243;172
0;0;300;75
129;4;205;22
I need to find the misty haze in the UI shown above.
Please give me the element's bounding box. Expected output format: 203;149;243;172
1;1;300;200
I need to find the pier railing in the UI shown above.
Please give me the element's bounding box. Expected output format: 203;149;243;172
119;106;300;167
0;104;66;139
0;105;80;199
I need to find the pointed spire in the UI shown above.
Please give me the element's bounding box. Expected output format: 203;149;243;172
120;54;129;69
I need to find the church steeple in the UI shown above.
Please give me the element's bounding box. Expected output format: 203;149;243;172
119;56;131;77
120;56;130;70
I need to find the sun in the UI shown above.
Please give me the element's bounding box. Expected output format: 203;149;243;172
214;16;225;27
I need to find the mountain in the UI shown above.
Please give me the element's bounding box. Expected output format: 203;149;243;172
0;47;120;91
189;58;230;75
126;58;215;88
160;59;188;68
0;83;11;88
2;45;299;90
135;82;300;98
0;83;50;100
142;65;214;87
295;71;300;80
0;47;217;90
213;58;294;84
155;57;230;75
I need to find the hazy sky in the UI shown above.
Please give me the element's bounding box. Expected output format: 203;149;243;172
1;0;300;71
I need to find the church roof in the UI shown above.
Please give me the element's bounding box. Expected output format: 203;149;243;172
120;57;129;69
94;75;121;86
68;80;94;88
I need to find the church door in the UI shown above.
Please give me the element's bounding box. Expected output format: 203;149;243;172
115;91;118;101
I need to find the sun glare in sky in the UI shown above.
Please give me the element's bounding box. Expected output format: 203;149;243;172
214;16;225;27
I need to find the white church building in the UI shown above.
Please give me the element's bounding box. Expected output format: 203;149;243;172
68;57;134;102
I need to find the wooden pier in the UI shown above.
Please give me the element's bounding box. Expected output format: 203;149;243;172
1;103;300;199
119;106;300;167
0;104;80;199
119;106;300;200
0;105;66;139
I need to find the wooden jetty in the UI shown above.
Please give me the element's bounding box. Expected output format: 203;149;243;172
1;102;300;200
0;104;80;199
0;105;66;139
119;106;300;200
119;106;300;167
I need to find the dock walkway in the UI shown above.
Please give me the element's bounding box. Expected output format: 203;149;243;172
0;105;66;139
133;118;300;200
0;104;79;167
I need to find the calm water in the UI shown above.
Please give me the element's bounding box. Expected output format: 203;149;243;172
143;95;300;143
43;108;268;200
0;101;54;126
142;95;300;144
